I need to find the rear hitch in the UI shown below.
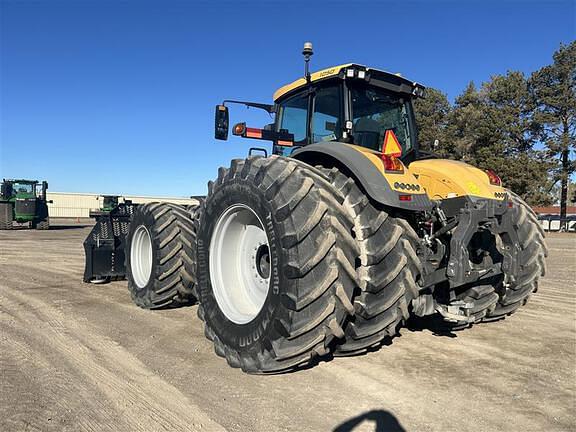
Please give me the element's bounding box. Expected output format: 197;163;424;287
435;300;476;323
444;198;519;289
412;295;476;324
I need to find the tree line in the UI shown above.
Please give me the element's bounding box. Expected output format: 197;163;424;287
413;41;575;223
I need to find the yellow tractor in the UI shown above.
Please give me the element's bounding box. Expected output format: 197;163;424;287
122;43;547;373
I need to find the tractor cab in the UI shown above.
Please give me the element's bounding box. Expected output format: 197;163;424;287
271;63;424;161
2;180;38;200
101;195;120;212
214;62;425;165
1;179;49;202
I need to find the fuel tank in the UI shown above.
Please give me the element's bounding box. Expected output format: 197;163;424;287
407;159;508;201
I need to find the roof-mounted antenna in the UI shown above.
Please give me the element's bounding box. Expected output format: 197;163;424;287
302;42;313;83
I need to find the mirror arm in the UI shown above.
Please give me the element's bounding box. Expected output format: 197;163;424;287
222;100;275;114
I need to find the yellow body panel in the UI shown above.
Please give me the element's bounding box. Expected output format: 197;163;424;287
408;159;508;201
273;64;353;102
347;145;428;196
348;145;507;201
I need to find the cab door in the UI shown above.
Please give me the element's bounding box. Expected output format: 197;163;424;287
275;82;345;155
310;84;343;144
274;91;310;155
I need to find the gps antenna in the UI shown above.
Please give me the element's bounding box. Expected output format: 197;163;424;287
302;42;313;83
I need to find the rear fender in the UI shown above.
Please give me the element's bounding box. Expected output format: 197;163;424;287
291;142;433;211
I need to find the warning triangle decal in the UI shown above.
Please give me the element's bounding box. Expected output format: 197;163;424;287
382;130;402;157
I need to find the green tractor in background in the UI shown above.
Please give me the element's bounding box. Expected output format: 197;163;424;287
0;179;51;230
100;195;120;212
89;195;122;216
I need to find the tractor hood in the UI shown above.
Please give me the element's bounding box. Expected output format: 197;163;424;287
15;198;37;218
407;159;507;201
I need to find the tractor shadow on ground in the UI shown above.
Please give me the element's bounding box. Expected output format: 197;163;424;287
333;410;406;432
405;315;459;338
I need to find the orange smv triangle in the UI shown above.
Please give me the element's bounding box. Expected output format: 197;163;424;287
382;130;402;157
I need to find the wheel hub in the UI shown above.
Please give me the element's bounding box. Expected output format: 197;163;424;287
209;204;271;324
255;244;270;279
130;225;152;289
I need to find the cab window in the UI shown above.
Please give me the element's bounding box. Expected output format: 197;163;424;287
277;93;308;144
13;183;34;194
351;84;414;153
312;85;341;143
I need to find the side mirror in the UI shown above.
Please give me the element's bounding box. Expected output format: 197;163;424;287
215;105;229;140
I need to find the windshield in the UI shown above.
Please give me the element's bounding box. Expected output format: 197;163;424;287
350;85;414;154
103;196;118;208
13;183;35;194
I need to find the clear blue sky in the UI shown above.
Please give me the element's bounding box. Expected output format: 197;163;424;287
1;0;574;197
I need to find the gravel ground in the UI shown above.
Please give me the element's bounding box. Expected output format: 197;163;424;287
1;225;574;432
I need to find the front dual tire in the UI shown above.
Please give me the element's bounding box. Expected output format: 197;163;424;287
196;157;358;373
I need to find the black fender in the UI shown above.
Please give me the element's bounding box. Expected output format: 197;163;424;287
291;142;433;211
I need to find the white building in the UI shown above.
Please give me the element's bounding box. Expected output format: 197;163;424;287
46;192;200;218
533;206;576;232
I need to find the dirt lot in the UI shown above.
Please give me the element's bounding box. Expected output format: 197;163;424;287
1;225;574;432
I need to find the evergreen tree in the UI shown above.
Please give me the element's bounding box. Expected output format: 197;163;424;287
412;43;574;207
530;41;576;228
447;82;490;161
478;71;553;205
413;88;452;155
445;76;552;205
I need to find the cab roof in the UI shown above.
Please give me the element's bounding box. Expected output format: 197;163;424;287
3;179;38;184
273;63;422;102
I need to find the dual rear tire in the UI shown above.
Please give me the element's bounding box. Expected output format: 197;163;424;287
482;192;547;321
195;157;358;373
125;159;422;373
320;167;421;355
126;202;198;309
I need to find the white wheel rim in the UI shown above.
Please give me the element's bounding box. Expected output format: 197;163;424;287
209;204;271;324
130;225;153;289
